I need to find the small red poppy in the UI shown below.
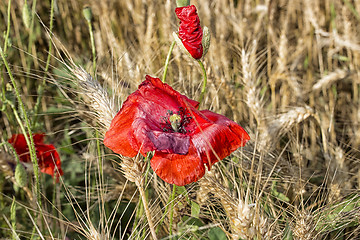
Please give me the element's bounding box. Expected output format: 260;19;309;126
104;76;250;186
8;134;63;179
175;5;203;59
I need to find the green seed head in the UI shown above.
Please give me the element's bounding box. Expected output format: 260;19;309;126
15;164;28;188
22;3;32;29
202;26;211;57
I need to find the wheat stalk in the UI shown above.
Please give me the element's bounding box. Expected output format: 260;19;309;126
199;170;269;240
312;69;349;92
69;66;117;132
259;106;314;151
293;211;316;240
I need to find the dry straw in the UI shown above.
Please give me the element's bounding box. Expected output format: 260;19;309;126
199;170;269;239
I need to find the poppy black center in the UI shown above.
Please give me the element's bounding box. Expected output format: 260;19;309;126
160;107;192;133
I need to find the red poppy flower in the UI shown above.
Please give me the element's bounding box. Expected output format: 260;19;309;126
8;134;63;179
175;5;203;59
104;76;250;186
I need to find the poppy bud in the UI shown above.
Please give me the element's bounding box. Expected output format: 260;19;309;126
202;26;211;57
15;163;28;187
83;6;93;23
175;5;203;59
176;0;190;7
22;3;32;29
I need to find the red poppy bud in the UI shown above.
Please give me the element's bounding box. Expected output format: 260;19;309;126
175;5;203;59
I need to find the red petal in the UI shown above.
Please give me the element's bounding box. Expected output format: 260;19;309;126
191;110;250;169
150;144;205;186
104;98;139;157
8;134;31;162
33;134;45;144
33;142;63;177
139;76;199;109
8;134;27;152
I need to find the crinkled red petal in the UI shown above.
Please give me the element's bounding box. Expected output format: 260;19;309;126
150;144;205;186
8;133;63;179
36;144;63;177
138;75;199;109
175;5;203;59
190;110;250;169
8;134;28;157
104;76;199;156
33;133;45;144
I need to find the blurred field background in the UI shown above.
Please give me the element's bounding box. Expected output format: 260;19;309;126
1;0;360;239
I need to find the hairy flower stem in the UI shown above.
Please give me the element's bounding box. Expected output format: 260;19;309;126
10;197;16;240
162;41;176;83
169;184;177;238
0;45;40;205
32;0;55;126
197;60;207;105
1;0;11;100
136;181;158;240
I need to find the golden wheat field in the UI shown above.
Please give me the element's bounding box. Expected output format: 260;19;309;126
0;0;360;239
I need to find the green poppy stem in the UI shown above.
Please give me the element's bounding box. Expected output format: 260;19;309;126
169;184;177;238
0;45;40;204
197;60;207;105
162;41;176;83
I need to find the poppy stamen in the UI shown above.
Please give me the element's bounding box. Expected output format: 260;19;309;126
161;108;192;133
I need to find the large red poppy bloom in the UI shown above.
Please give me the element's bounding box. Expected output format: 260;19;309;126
104;76;250;186
175;5;203;59
8;134;63;178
